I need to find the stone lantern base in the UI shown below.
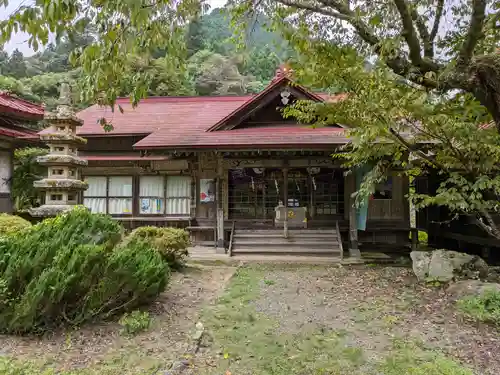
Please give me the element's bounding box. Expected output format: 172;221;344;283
29;205;75;218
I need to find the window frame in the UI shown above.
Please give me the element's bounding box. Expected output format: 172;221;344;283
83;175;134;216
82;174;193;217
165;175;192;217
138;175;167;216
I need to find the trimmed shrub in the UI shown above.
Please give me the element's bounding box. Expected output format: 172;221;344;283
0;206;168;334
124;226;190;269
457;289;500;326
0;213;31;236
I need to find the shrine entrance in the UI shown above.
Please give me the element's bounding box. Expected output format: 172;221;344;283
227;167;345;226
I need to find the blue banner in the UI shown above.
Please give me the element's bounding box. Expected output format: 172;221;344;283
355;164;371;231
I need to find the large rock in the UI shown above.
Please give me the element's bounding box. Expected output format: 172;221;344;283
447;280;500;300
410;251;432;280
410;249;489;282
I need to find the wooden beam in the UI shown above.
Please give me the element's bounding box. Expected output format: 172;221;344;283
215;154;225;251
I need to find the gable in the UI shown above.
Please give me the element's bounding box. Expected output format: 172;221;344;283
207;76;326;132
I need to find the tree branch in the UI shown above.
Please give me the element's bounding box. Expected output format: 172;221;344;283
272;0;443;87
391;0;423;66
430;0;444;41
388;127;446;171
458;0;487;67
476;210;500;240
276;0;351;21
274;0;417;77
409;7;432;58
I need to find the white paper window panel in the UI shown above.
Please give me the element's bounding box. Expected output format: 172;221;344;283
140;176;164;197
166;198;190;215
84;176;107;197
84;198;106;213
108;198;133;214
0;151;11;193
166;176;191;198
140;198;165;214
109;176;133;196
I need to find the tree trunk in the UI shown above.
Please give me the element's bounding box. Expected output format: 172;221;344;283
468;54;500;132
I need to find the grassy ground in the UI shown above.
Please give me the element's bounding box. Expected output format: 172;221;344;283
0;264;498;374
199;266;477;375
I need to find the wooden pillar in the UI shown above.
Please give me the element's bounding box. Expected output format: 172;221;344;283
348;173;361;258
262;179;266;220
309;172;313;226
283;167;288;238
215;155;225;251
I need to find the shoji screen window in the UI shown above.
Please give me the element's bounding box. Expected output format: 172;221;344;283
83;176;133;215
166;176;191;215
108;176;133;214
139;176;165;214
83;176;106;213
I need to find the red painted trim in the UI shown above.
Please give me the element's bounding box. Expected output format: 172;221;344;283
133;142;348;150
83;155;169;161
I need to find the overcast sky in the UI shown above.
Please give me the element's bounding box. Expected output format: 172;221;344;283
0;0;228;56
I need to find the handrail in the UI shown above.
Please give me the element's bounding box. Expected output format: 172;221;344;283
228;220;235;256
336;220;344;260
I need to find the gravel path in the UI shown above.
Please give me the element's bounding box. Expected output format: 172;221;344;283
253;265;500;375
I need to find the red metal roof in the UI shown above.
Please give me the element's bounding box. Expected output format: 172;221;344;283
0;126;37;139
0;92;44;119
65;95;252;137
134;126;348;149
56;77;348;149
479;121;494;130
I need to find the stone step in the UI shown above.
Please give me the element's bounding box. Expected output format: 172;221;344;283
231;247;341;255
233;232;338;239
236;229;337;235
231;254;342;263
232;239;340;248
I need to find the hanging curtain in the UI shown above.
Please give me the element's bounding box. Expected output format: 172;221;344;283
166;176;191;215
139;176;165;214
108;176;132;214
83;176;106;213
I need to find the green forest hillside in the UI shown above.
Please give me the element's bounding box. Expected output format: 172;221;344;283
0;7;292;111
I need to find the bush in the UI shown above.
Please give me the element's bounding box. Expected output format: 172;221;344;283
12;147;48;211
0;206;168;334
124;226;190;269
0;214;31;236
119;310;152;336
457;289;500;326
418;231;428;244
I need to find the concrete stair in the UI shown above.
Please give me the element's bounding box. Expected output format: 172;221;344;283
231;228;342;258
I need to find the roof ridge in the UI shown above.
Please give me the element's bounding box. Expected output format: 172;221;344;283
115;95;254;103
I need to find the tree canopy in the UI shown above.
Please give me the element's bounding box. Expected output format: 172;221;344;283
0;5;290;112
232;0;499;129
283;43;500;239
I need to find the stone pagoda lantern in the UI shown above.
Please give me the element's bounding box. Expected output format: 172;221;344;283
30;83;88;217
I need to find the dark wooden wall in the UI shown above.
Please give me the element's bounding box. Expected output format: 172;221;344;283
416;169;500;264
